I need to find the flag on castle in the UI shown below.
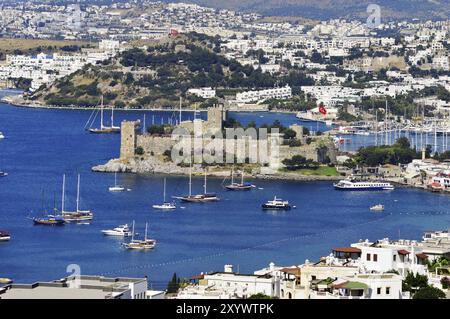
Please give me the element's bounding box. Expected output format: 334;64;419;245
318;103;327;115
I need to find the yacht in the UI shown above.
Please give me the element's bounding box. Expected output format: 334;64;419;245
0;230;10;241
0;172;7;177
176;168;219;203
224;168;255;191
153;178;176;210
87;96;120;134
334;178;394;191
370;204;385;211
109;172;125;192
0;132;4;139
60;174;94;222
122;222;156;250
102;224;132;237
262;197;291;210
32;215;65;226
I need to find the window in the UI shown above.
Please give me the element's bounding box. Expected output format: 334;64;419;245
366;253;371;261
373;254;378;262
377;287;381;295
393;255;397;261
386;287;390;295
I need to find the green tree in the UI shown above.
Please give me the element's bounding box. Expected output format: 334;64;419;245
167;272;180;294
247;293;277;299
413;286;446;299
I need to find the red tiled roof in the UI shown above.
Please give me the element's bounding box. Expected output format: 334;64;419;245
416;253;428;260
280;267;301;276
398;249;410;255
190;274;204;280
333;247;362;253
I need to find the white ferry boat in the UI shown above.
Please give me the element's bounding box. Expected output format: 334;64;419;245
334;178;394;191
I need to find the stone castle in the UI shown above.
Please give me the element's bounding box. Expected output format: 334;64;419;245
119;106;337;171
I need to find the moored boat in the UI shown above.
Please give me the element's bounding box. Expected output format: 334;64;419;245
60;174;94;222
32;215;65;226
176;168;219;203
87;96;120;134
0;230;11;241
370;204;385;211
122;221;156;250
102;224;132;237
109;172;125;192
153;178;176;210
262;197;291;210
224;168;255;191
334;177;394;191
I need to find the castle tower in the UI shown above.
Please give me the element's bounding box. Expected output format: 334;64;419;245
289;124;304;141
206;105;227;132
120;120;139;160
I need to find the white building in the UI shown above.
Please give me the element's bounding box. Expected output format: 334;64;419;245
177;264;280;299
236;86;292;104
187;87;216;99
0;275;150;299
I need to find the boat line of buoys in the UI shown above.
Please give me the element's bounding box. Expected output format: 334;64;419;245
100;213;394;276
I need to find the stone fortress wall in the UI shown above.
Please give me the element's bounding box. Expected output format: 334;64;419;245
119;106;337;168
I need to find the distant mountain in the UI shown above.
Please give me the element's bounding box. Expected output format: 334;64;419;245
162;0;450;21
3;0;449;20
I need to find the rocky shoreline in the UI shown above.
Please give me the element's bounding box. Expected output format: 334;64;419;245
1;94;299;115
91;158;342;182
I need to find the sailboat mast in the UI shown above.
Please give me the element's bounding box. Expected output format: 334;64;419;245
131;220;135;242
241;171;244;184
114;172;117;187
179;96;182;124
111;104;114;127
231;166;234;184
163;178;166;202
204;170;207;194
144;223;148;241
61;174;65;212
189;165;192;196
100;96;104;129
76;174;80;212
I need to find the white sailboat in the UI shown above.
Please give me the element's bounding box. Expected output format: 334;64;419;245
153;178;176;210
109;172;125;192
88;96;120;134
122;221;156;250
61;174;94;222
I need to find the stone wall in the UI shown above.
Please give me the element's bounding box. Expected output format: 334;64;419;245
120;120;139;160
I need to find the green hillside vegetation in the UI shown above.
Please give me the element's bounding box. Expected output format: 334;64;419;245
29;33;314;109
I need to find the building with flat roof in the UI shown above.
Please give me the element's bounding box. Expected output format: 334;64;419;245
0;275;150;299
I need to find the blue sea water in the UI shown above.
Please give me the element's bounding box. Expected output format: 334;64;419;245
0;91;449;289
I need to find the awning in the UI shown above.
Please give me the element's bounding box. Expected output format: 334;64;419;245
190;274;204;280
333;281;369;290
398;249;410;255
416;253;428;260
280;267;301;277
333;247;361;253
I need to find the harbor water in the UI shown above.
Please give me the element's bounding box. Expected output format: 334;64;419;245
1;91;450;289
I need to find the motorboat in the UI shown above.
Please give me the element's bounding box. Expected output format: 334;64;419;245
334;178;394;191
370;204;385;211
0;230;10;241
262;197;291;210
102;224;132;237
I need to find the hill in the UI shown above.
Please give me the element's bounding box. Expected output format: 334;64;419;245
29;33;314;109
160;0;450;21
